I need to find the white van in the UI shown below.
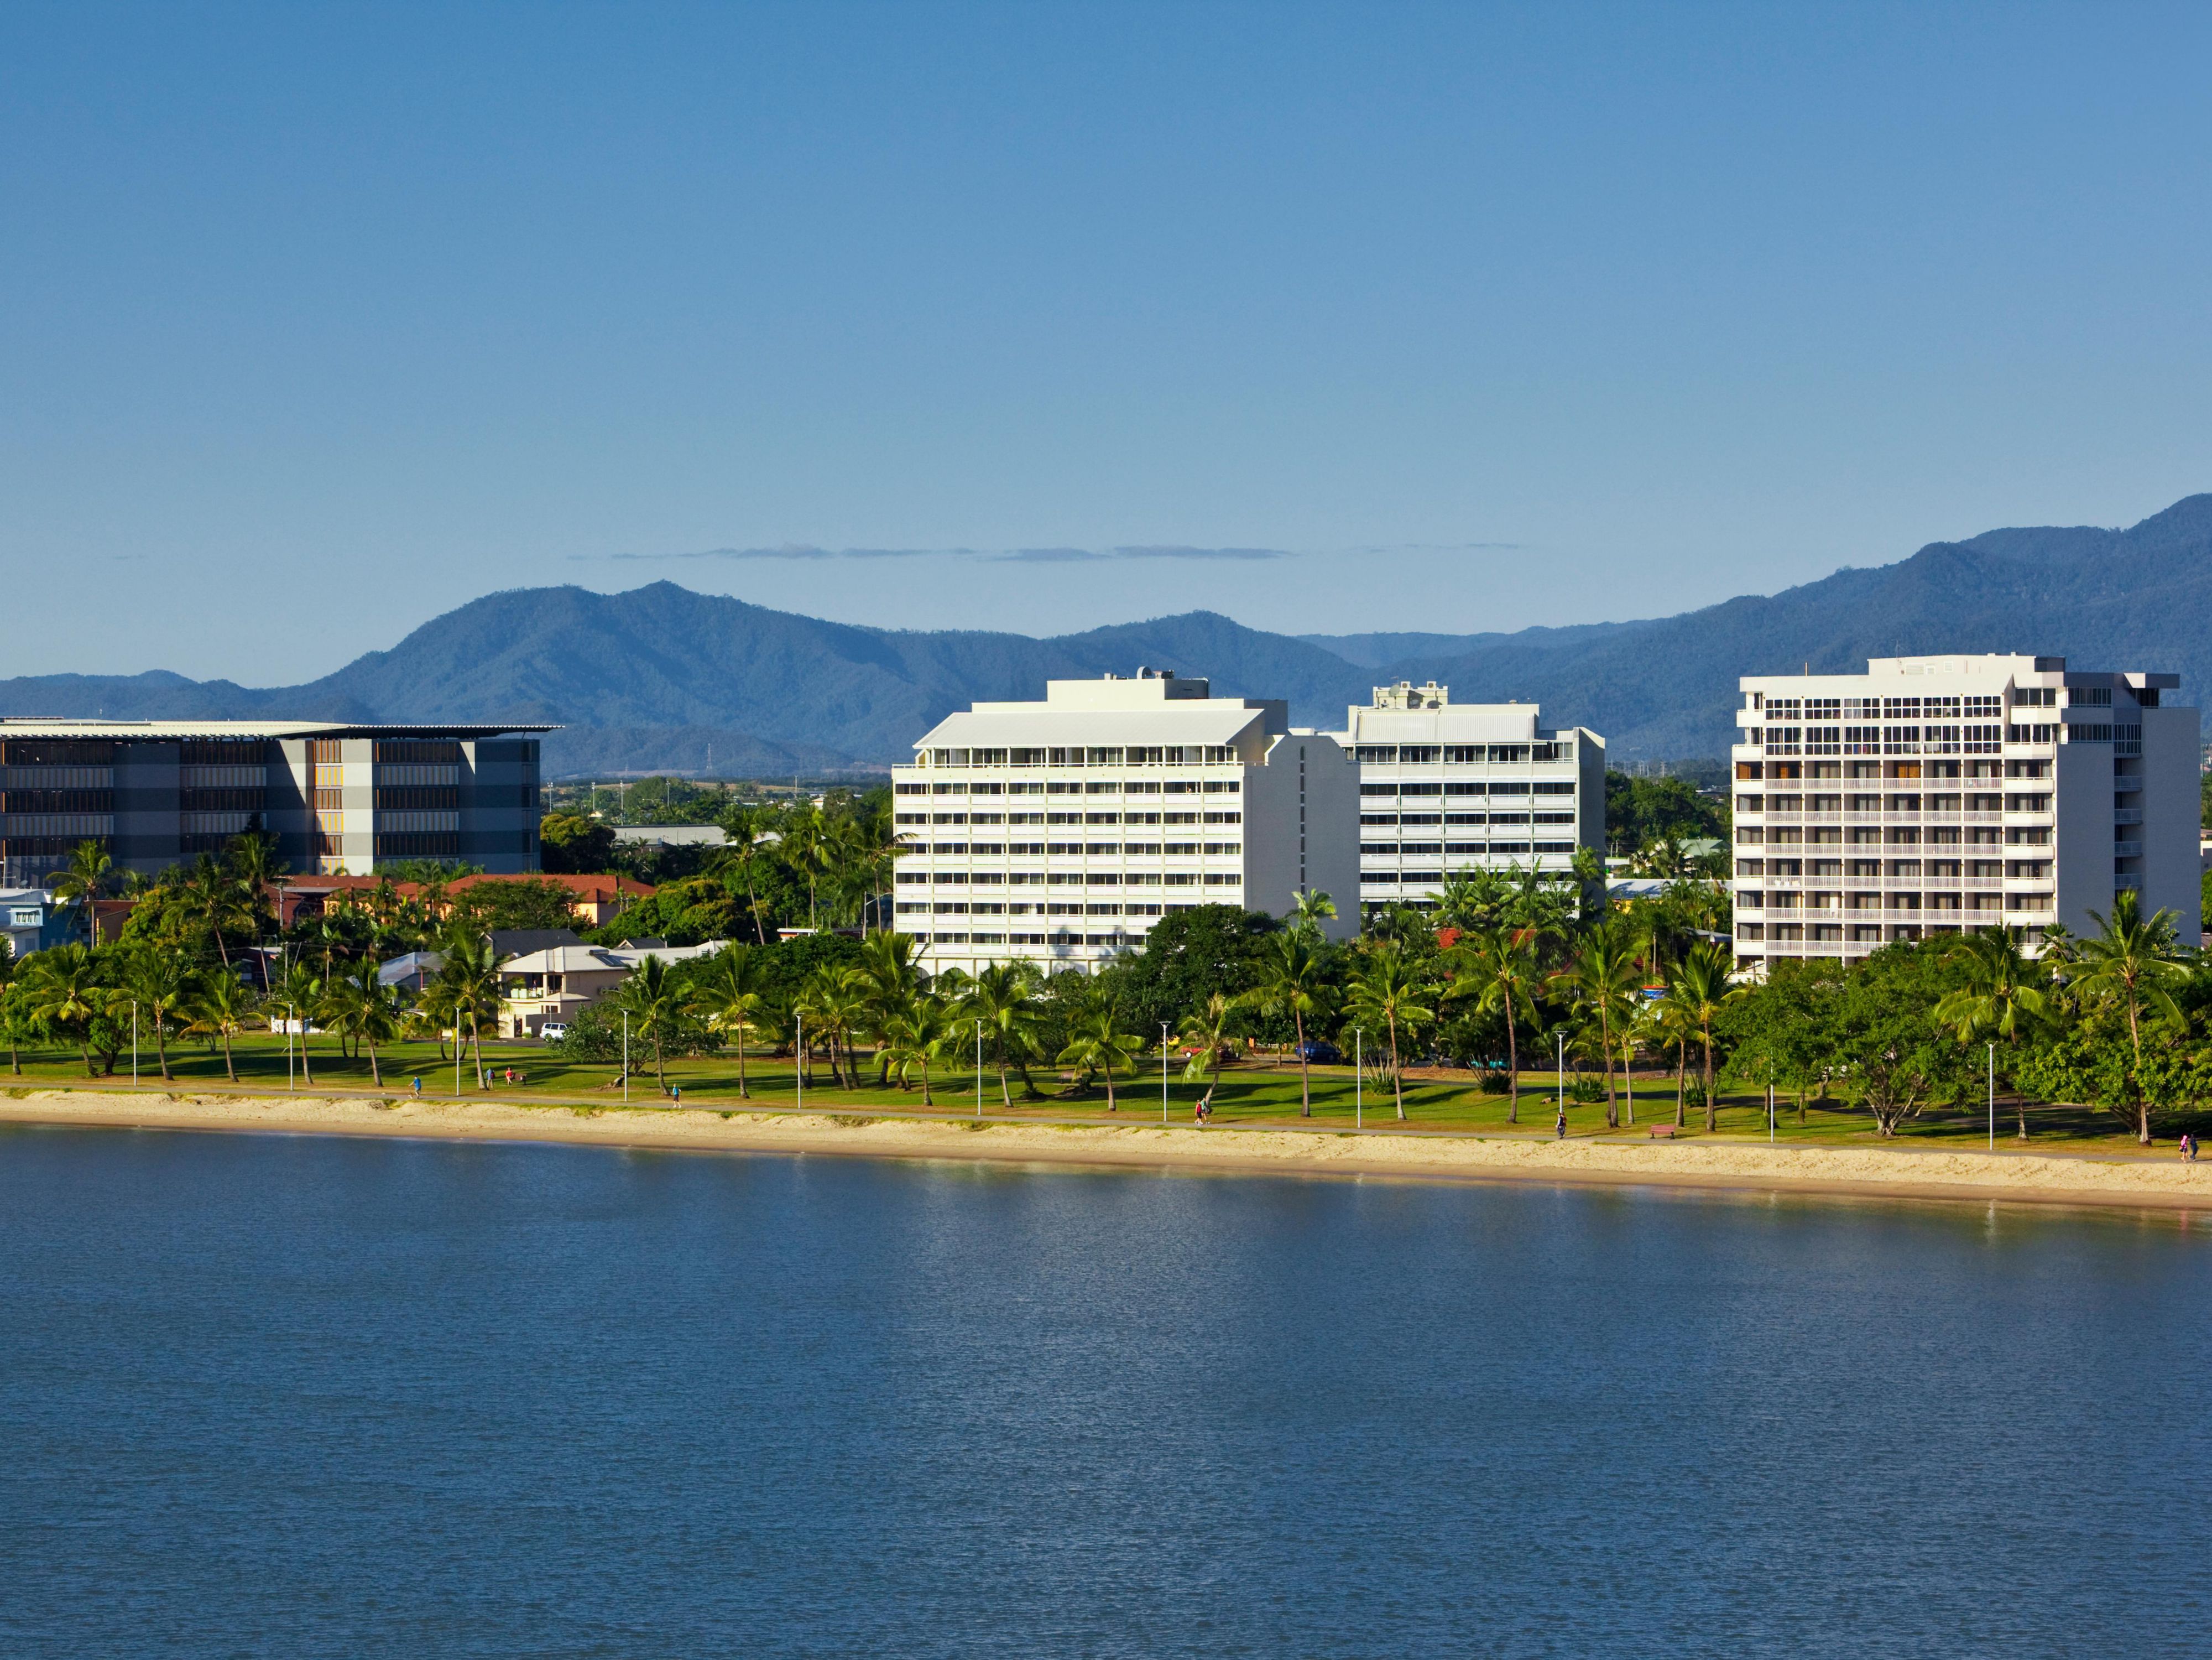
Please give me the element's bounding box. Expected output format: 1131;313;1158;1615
539;1022;570;1044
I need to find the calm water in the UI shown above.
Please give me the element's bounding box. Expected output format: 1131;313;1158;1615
3;1127;2206;1657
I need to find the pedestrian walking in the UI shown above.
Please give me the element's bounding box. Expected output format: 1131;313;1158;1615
411;1076;421;1098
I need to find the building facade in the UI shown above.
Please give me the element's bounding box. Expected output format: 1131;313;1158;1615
0;720;551;884
498;939;727;1038
1730;654;2199;973
891;670;1360;975
1328;683;1606;916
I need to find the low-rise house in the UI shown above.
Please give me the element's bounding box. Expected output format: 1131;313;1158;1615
0;888;73;958
376;930;585;995
497;939;727;1037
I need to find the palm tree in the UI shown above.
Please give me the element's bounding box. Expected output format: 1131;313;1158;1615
1444;924;1538;1122
115;946;197;1082
1550;922;1642;1128
180;853;245;974
22;943;105;1075
184;970;259;1083
1934;927;2053;1140
1287;888;1338;941
0;949;20;1074
1617;997;1658;1129
1176;990;1237;1115
2068;889;2183;1145
956;960;1044;1106
50;840;114;944
1434;868;1513;936
1058;1005;1146;1110
854;931;927;1079
223;830;286;988
1668;941;1740;1133
1347;942;1437;1121
778;801;833;930
880;992;956;1104
431;932;504;1090
1239;931;1332;1116
326;957;404;1086
795;966;868;1087
611;953;684;1095
274;958;327;1085
687;943;770;1098
713;806;776;944
1649;988;1698;1127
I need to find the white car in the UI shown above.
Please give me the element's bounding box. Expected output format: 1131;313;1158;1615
540;1022;570;1043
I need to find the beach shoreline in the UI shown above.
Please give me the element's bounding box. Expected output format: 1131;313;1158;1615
4;1087;2211;1214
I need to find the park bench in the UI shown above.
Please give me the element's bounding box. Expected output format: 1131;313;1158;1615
1647;1124;1677;1139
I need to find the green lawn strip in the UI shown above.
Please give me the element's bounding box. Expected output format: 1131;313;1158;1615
0;1038;2195;1154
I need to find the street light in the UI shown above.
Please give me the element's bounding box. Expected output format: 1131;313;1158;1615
1987;1041;1995;1151
1161;1022;1170;1125
975;1018;983;1119
1556;1029;1566;1137
1354;1028;1363;1130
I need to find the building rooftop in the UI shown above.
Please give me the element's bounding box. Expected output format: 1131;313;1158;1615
1741;656;2179;690
911;671;1288;750
0;719;560;740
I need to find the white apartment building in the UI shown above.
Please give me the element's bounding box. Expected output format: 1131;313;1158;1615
1730;654;2199;973
1328;683;1606;916
891;670;1360;975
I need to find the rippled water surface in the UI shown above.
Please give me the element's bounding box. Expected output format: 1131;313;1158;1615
3;1125;2206;1657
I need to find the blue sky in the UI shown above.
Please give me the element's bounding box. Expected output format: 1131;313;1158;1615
6;3;2212;681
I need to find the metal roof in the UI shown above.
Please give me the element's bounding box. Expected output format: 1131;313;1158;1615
0;719;559;739
909;705;1269;750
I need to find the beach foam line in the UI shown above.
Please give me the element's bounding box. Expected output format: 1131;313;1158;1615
4;1089;2210;1213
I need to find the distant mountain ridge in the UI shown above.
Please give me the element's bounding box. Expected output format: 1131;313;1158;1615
6;495;2209;772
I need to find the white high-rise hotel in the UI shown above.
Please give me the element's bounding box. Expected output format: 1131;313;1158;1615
1328;681;1606;915
1730;654;2199;971
891;670;1360;974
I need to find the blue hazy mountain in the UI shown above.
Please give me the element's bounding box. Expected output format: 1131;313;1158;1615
5;495;2208;773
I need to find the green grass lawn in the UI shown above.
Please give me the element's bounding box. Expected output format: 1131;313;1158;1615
2;1032;2196;1154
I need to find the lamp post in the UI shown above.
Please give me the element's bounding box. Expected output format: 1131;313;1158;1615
622;1010;630;1106
1161;1022;1170;1125
1354;1028;1363;1130
1987;1041;1995;1151
1556;1030;1566;1132
795;1012;803;1112
975;1019;983;1119
132;1001;138;1085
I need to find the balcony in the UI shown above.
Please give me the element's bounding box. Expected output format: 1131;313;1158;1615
2114;840;2143;859
2114;807;2143;826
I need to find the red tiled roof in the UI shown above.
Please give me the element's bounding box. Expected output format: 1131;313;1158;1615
445;873;654;899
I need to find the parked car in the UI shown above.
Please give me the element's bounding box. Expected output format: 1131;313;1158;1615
539;1022;570;1044
1294;1040;1342;1065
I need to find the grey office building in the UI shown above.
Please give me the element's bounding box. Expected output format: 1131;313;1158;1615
0;720;552;883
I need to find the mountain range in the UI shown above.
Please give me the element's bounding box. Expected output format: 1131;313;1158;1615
9;495;2211;776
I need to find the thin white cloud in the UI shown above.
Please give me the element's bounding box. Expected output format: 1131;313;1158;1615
586;543;1298;565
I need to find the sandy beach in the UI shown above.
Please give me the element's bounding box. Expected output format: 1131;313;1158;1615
4;1086;2210;1213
